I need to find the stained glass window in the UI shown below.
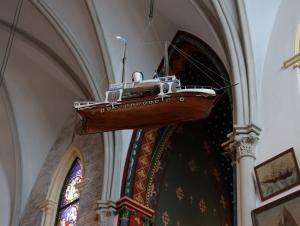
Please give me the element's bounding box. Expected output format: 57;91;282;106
55;158;83;226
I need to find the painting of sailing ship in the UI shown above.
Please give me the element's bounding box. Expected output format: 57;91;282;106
252;189;300;226
254;148;300;201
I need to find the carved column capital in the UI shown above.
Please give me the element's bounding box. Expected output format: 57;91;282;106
233;134;259;159
222;123;261;161
116;196;155;226
97;200;117;226
35;199;57;215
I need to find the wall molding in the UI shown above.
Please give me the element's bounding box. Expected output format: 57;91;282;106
30;0;103;100
84;1;122;202
211;0;249;125
283;52;300;68
236;0;258;124
0;19;91;99
282;21;300;68
190;0;230;70
85;0;115;84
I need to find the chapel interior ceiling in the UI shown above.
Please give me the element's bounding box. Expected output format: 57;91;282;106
0;0;243;224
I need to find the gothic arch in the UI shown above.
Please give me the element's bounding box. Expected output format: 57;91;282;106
121;31;235;226
42;145;84;226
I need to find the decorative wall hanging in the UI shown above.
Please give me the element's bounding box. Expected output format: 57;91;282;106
252;189;300;226
254;148;300;201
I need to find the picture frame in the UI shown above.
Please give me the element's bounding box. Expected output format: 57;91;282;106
254;148;300;201
252;189;300;226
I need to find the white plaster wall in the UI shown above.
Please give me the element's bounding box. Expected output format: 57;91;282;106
244;0;282;102
0;94;15;226
46;0;109;96
0;167;11;226
256;0;300;206
156;0;227;66
94;0;228;83
221;0;240;35
0;0;89;92
4;35;85;212
20;1;89;90
94;0;177;83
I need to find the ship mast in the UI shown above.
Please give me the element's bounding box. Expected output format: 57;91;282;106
164;41;169;77
116;36;127;84
149;0;155;19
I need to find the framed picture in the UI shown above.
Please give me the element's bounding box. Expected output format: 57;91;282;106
252;189;300;226
254;148;300;201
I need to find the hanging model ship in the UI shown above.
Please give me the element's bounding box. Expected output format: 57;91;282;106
74;38;218;134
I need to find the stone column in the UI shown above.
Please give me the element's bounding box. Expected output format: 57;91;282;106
223;124;261;226
97;200;117;226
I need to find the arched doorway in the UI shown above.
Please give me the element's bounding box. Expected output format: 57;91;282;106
121;31;235;226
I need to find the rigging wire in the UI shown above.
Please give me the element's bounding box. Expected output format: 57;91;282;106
143;0;231;87
135;38;232;87
0;0;24;89
169;42;223;88
149;20;164;58
140;5;231;87
170;43;231;87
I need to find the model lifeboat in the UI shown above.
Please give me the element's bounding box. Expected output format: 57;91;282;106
74;72;218;134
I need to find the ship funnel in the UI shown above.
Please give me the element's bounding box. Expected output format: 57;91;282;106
132;71;144;82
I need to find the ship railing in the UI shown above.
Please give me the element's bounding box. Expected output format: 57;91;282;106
109;82;134;91
180;85;215;90
109;82;123;91
123;82;134;89
157;81;178;99
74;101;101;108
159;75;177;81
159;77;180;84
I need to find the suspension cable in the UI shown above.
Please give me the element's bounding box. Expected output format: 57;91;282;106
0;0;24;89
169;43;232;86
169;43;223;88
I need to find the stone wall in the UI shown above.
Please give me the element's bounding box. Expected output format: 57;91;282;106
20;113;104;226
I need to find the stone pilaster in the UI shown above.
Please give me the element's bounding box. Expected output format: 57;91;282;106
35;199;57;226
97;200;117;226
222;123;261;226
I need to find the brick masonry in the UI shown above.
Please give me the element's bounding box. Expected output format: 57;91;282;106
20;112;104;226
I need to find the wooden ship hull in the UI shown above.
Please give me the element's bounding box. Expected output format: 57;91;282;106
76;91;217;134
